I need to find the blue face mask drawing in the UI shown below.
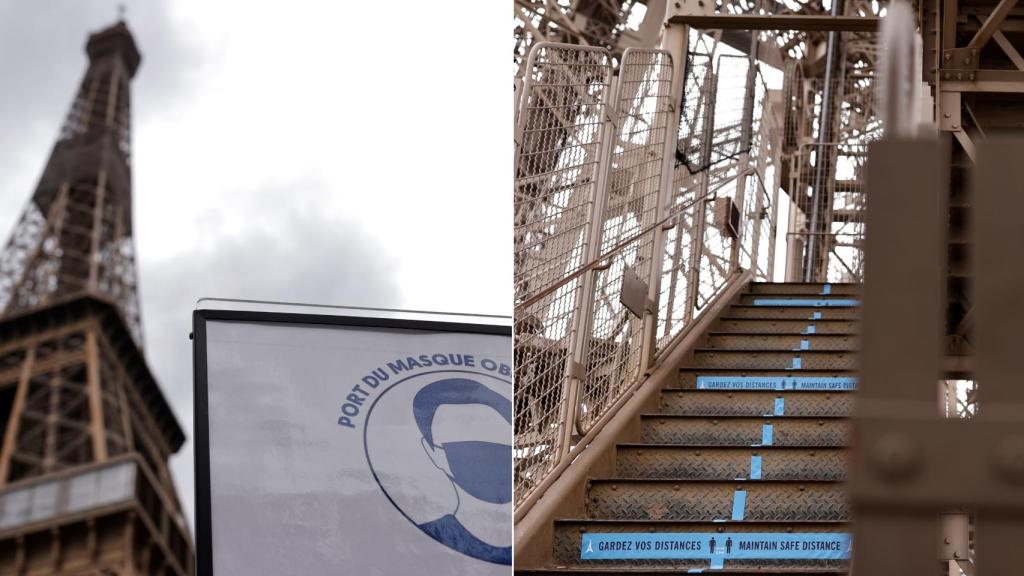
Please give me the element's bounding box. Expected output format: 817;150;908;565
437;440;512;504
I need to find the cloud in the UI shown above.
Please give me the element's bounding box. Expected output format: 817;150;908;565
141;190;400;525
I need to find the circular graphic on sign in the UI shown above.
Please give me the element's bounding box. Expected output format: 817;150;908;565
363;369;512;566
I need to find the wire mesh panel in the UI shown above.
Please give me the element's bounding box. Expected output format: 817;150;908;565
789;142;869;282
655;166;701;349
513;42;614;505
576;49;673;433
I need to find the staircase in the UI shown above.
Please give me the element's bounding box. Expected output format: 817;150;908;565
518;282;860;575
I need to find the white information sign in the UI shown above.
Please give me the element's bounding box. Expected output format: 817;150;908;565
193;309;512;575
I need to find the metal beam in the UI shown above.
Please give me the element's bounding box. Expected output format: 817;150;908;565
968;0;1019;49
668;14;881;32
939;69;1024;91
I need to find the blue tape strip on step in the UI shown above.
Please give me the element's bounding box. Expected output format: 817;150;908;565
752;298;860;307
750;455;762;479
695;375;858;391
790;356;802;370
797;339;810;351
731;490;747;520
579;532;853;560
710;557;724;569
774;397;785;416
811;311;822;320
822;283;832;295
803;324;816;334
761;424;774;446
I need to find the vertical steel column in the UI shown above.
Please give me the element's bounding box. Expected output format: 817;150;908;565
852;137;948;575
729;33;760;271
642;23;689;372
683;72;717;322
973;137;1024;571
803;0;846;282
558;74;620;455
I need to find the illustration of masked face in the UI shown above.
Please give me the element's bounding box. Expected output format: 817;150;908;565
421;402;512;506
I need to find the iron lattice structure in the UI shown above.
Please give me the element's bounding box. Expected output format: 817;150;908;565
0;21;143;347
0;22;193;575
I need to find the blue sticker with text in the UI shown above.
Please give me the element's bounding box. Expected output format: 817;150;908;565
580;532;852;560
752;299;859;307
696;376;857;391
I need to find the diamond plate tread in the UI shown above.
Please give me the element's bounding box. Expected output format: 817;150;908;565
738;294;861;306
705;334;857;351
586;480;847;522
641;416;849;446
691;350;855;370
716;319;857;334
658;390;852;417
727;306;860;320
749;282;860;295
677;369;854;388
551;520;849;570
615;446;847;480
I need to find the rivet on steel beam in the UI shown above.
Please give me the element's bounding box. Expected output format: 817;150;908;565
992;435;1024;484
956;73;963;80
674;484;679;491
944;53;951;61
952;124;959;129
869;433;923;482
944;113;951;118
963;58;970;65
969;73;975;81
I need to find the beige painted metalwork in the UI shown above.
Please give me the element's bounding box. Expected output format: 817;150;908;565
513;36;784;513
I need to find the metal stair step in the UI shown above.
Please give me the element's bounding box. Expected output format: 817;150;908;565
716;318;857;334
705;333;857;351
552;519;850;570
691;350;855;370
677;369;855;388
738;294;861;306
585;479;847;522
748;282;860;295
615;445;847;481
727;306;860;320
658;390;852;417
641;415;849;447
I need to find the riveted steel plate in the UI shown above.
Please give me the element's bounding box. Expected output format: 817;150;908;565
749;282;861;295
677;370;853;388
717;319;857;334
705;334;857;351
691;350;855;370
641;416;850;446
615;446;848;481
727;306;860;320
586;480;848;522
552;520;850;570
658;390;853;417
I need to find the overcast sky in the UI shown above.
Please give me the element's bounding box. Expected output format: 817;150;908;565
0;1;507;528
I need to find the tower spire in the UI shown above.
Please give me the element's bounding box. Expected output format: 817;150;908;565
0;20;143;345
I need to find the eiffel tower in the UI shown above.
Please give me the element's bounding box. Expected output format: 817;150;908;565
0;20;194;575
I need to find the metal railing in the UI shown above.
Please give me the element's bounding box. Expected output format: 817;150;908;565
513;40;783;512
